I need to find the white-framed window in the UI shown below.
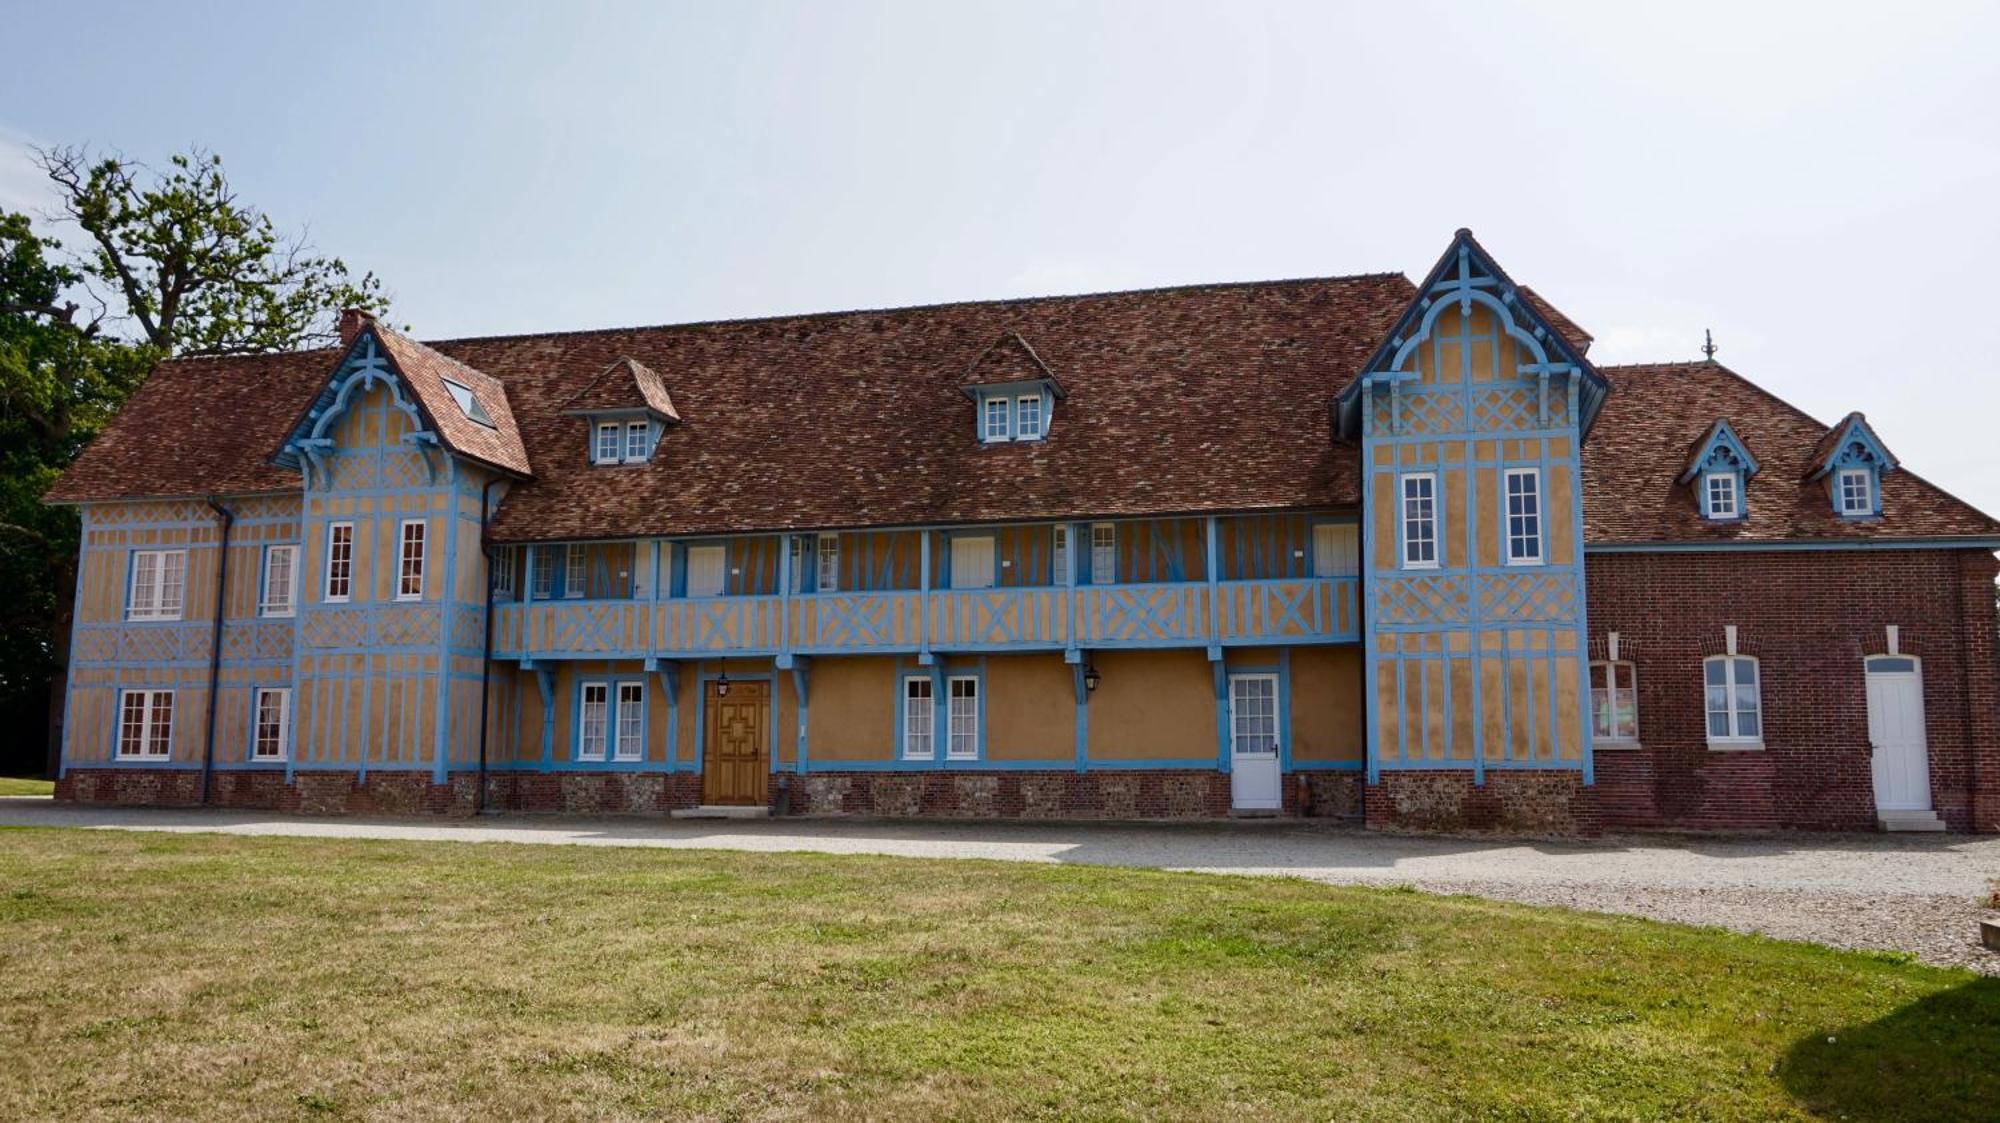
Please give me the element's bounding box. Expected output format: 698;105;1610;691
1311;522;1359;577
116;689;173;759
259;544;298;617
1052;525;1070;584
1589;660;1638;743
816;534;839;592
1015;395;1043;440
1504;468;1543;565
1400;473;1438;569
1090;523;1116;584
982;396;1012;442
1704;473;1740;520
950;535;996;590
324;523;354;602
947;676;979;760
127;549;188;621
564;543;587;599
624;420;650;463
531;545;556;600
491;546;517;599
615;682;645;761
787;535;808;594
594;422;622;464
396;519;427;600
1836;468;1874;516
686;544;726;597
902;676;934;759
578;682;610;761
441;378;494;426
252;687;291;761
1705;655;1762;746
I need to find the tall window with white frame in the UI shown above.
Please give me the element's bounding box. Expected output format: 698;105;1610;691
1836;468;1873;516
324;523;354;602
1704;655;1762;746
1090;523;1116;584
615;682;644;761
117;689;173;759
594;422;622;464
260;544;297;617
1052;525;1070;584
491;546;516;600
1589;660;1638;743
816;534;839;592
531;545;556;600
128;548;187;621
982;397;1011;442
902;677;934;759
947;676;979;760
624;420;650;463
1015;394;1043;440
565;543;587;598
1504;467;1543;565
1400;474;1438;569
1704;473;1739;520
252;687;291;761
397;519;427;600
578;682;609;761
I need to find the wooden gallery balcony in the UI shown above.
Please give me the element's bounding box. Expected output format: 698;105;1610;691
489;515;1360;664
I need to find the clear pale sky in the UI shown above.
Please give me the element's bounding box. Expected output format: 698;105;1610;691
3;1;1995;513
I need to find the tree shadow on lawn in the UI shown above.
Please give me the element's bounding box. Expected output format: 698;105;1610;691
1779;975;2000;1121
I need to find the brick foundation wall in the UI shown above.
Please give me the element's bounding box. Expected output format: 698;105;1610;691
1586;549;2000;832
1363;770;1599;836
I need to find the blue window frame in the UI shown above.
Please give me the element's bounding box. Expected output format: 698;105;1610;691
1504;468;1542;565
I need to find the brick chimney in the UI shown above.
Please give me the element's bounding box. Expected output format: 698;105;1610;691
337;308;371;347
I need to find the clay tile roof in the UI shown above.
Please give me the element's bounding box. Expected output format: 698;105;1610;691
961;331;1065;397
367;320;531;476
1518;286;1592;348
1584;362;1999;544
562;356;680;421
46;349;329;503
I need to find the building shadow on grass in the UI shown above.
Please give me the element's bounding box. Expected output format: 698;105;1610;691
1778;975;2000;1121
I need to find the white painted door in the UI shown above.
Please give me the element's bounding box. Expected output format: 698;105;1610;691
1229;674;1282;810
951;536;996;589
686;545;726;598
1866;657;1930;812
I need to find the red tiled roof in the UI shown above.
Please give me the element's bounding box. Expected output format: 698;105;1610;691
1518;286;1592;348
368;321;531;476
45;349;329;502
1583;362;1999;544
562;356;680;421
961;331;1065;396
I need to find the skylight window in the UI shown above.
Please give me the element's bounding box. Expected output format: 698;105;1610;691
442;378;494;427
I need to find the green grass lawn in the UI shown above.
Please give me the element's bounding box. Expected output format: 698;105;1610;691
0;775;53;796
0;829;1992;1121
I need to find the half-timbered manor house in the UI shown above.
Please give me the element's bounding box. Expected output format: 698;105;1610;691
46;232;2000;833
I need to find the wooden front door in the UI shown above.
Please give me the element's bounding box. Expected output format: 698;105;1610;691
703;680;769;805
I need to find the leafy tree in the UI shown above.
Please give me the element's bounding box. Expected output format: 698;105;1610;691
2;148;388;775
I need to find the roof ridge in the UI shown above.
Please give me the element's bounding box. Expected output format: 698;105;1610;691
419;271;1416;348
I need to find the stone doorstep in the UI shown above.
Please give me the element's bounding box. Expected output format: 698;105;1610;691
1878;810;1947;832
1982;919;2000;953
669;805;771;820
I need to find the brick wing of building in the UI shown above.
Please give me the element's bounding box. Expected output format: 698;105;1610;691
45;230;2000;833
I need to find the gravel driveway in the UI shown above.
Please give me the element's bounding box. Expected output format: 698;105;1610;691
4;798;1995;972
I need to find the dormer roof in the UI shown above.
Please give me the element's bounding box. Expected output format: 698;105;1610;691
562;356;680;422
1803;411;1897;482
1676;418;1760;484
961;331;1066;398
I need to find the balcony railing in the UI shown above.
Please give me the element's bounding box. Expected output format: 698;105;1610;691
491;577;1358;661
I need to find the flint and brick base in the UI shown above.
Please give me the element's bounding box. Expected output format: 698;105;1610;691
1363;770;1601;836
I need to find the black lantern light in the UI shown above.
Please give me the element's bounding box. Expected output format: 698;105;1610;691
715;660;731;698
1083;663;1101;693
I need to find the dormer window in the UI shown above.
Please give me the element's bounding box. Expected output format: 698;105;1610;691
594;422;622;465
1704;473;1739;520
623;420;651;462
962;331;1064;446
1678;419;1757;524
1836;467;1873;516
591;417;655;465
1806;413;1896;519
